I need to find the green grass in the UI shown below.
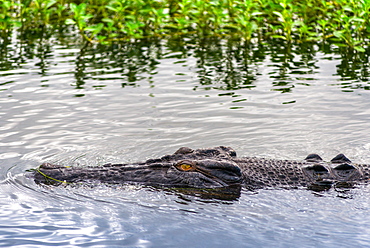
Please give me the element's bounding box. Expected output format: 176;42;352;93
1;0;370;51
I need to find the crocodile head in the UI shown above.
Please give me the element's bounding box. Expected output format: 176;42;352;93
149;146;243;188
33;146;243;189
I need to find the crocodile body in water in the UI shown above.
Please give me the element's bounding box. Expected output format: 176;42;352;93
32;146;370;192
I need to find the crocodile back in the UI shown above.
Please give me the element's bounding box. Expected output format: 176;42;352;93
234;156;370;190
234;157;311;189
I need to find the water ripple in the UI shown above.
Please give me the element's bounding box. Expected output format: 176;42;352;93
1;39;370;247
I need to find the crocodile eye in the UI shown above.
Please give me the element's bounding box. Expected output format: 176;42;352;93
174;161;196;171
180;164;193;171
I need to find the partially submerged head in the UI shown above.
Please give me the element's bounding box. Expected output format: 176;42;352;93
33;146;243;189
141;146;242;188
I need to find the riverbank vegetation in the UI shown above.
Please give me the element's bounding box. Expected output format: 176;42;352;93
1;0;369;51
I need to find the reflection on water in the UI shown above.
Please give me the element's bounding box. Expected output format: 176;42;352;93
1;30;370;247
1;33;370;96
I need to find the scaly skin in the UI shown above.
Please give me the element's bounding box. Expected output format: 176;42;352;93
32;146;370;191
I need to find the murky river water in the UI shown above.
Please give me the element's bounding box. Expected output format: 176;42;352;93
1;34;370;247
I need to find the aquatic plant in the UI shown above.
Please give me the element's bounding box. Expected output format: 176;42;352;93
0;0;369;51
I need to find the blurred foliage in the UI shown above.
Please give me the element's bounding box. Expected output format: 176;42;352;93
0;0;369;51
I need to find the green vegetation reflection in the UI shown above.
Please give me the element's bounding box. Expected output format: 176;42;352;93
2;34;369;95
1;1;370;100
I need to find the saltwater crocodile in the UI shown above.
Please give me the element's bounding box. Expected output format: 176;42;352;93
32;146;370;192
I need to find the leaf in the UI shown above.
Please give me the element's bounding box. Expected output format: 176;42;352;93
333;30;345;39
82;14;93;20
349;17;365;23
271;34;287;40
273;11;284;19
105;5;118;12
273;11;286;22
343;6;353;12
45;0;57;9
251;12;263;16
65;18;76;25
333;43;347;47
69;3;77;12
102;18;114;24
354;46;365;52
85;23;104;34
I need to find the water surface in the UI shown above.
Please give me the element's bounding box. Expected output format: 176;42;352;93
1;34;370;247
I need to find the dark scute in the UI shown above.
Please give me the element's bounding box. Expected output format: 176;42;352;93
331;154;352;163
198;148;220;156
160;155;173;161
219;146;237;157
305;164;328;172
174;147;194;155
304;154;323;162
145;158;162;164
308;181;333;191
334;163;356;170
